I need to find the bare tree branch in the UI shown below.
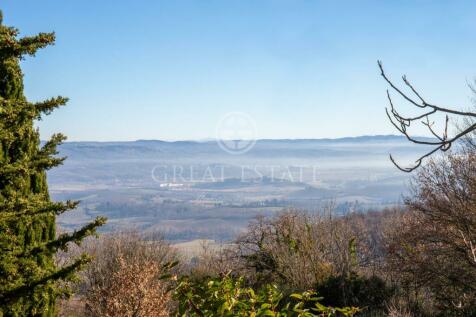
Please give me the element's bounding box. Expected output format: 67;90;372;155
379;61;476;172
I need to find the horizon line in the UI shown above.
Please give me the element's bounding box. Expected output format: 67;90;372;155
42;134;433;144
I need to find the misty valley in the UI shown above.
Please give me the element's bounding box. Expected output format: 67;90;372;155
50;136;425;241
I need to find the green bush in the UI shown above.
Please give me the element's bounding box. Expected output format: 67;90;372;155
315;274;393;312
173;274;359;316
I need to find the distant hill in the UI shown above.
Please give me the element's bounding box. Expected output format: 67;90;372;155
51;135;430;160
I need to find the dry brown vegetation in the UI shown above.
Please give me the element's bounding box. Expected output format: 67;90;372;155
60;233;178;317
386;150;476;314
235;208;363;290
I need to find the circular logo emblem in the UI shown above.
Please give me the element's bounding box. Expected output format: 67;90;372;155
215;112;257;155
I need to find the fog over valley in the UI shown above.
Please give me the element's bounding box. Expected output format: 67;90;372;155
49;135;430;241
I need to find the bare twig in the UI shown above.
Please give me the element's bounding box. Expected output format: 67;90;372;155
379;61;476;172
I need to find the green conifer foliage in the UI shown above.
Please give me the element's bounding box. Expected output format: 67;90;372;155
0;11;106;316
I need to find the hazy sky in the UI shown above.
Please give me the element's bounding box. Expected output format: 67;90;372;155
3;1;476;141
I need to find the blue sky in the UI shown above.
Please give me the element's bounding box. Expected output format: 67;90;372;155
3;1;476;141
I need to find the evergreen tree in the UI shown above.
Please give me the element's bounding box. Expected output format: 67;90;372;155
0;11;106;316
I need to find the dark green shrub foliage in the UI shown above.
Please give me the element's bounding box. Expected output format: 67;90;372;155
173;274;360;316
315;273;393;310
0;11;105;316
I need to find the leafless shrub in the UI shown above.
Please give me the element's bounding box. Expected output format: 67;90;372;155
385;150;476;313
234;207;371;291
81;232;178;317
386;303;413;317
187;240;240;279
